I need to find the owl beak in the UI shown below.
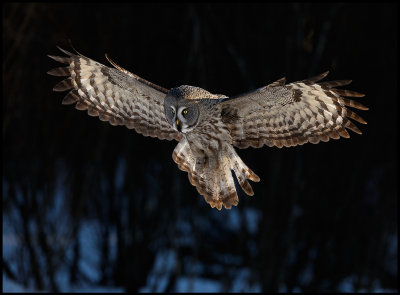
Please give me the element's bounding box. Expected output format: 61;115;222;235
175;119;181;132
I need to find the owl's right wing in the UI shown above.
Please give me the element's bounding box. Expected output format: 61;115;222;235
220;71;368;149
48;46;181;141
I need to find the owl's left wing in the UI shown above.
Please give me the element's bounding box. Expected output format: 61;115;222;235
220;71;368;149
48;46;181;141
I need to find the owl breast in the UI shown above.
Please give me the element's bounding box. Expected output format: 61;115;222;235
185;114;232;158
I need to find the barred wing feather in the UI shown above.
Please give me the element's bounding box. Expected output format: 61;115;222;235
48;47;181;141
221;71;367;149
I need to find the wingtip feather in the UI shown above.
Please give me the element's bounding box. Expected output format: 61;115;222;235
56;46;74;56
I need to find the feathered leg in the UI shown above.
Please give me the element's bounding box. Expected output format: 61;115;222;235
172;139;259;210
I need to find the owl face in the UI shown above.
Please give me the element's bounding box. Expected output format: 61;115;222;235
164;94;199;133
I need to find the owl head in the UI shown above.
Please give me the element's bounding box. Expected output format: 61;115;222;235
164;85;208;133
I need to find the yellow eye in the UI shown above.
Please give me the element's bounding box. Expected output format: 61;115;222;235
183;109;188;115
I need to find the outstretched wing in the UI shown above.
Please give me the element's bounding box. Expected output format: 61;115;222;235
48;46;181;141
220;71;368;149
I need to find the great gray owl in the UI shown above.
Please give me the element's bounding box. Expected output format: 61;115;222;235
48;46;368;210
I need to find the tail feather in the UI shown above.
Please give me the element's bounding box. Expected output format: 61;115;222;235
172;139;259;210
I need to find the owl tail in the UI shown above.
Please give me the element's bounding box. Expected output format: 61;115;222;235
172;138;260;210
227;146;260;196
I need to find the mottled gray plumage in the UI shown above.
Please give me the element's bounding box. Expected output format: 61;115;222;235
48;46;368;210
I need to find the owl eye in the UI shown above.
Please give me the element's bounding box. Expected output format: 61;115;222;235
171;108;175;114
182;109;188;115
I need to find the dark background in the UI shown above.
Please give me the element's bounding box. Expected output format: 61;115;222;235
3;3;397;292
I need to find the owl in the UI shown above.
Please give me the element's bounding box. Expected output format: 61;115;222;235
48;46;367;210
